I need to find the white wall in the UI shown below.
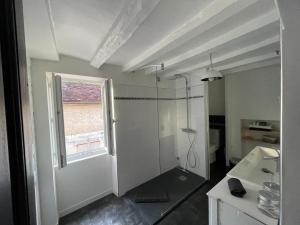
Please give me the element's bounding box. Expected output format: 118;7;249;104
208;79;225;115
278;0;300;224
175;75;208;178
55;155;112;217
225;65;281;162
114;82;161;195
26;57;41;225
31;60;59;225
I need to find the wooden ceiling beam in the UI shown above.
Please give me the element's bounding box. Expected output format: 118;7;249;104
123;0;259;72
163;35;279;77
90;0;161;68
162;10;279;70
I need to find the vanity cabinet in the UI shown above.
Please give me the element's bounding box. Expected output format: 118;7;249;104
209;198;264;225
207;168;278;225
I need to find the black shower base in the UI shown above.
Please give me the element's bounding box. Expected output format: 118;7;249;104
124;167;206;225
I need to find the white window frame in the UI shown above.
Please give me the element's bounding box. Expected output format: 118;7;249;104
47;73;113;168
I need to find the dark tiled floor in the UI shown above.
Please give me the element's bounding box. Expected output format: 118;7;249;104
59;163;227;225
125;168;206;224
157;163;227;225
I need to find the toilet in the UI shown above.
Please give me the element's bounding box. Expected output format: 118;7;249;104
209;129;220;164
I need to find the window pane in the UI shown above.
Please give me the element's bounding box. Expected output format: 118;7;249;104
61;79;106;162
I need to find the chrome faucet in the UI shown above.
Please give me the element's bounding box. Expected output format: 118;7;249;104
263;148;280;173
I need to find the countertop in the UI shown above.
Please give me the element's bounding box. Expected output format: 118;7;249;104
207;176;278;225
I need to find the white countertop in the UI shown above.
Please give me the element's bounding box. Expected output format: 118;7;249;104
207;176;278;225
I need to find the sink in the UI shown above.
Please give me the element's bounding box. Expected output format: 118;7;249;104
227;146;279;187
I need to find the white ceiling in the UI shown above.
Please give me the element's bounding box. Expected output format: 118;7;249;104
51;0;130;61
23;0;59;60
23;0;280;76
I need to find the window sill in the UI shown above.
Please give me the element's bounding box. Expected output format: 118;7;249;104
54;152;110;169
68;152;109;165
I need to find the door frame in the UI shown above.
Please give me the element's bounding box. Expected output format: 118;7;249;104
204;82;211;180
0;0;36;224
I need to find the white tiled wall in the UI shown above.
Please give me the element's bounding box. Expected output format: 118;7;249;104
114;82;160;195
114;78;180;195
158;86;178;173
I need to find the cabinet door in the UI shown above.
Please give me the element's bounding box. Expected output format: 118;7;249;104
219;201;264;225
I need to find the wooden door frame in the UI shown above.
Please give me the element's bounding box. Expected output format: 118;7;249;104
0;0;36;224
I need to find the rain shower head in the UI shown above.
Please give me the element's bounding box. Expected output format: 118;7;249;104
132;63;164;75
139;63;164;71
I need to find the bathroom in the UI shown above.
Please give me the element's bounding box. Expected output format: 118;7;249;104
29;58;281;225
2;0;300;225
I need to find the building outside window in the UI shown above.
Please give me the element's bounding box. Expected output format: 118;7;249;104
61;79;106;162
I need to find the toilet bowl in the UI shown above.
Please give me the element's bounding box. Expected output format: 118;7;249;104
209;129;220;164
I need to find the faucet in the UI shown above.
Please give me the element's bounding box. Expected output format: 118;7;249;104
263;148;280;173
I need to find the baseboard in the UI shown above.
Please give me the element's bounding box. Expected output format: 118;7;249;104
59;189;112;217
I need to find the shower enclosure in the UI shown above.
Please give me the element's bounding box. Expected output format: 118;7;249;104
156;71;209;178
112;66;209;223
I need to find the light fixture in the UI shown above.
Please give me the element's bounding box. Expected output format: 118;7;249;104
201;52;223;82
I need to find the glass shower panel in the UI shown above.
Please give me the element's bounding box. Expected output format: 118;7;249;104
156;75;179;174
157;73;208;178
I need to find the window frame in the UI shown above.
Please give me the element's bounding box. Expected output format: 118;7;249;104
47;73;113;168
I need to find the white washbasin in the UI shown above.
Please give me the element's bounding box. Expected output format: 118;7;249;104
227;146;279;187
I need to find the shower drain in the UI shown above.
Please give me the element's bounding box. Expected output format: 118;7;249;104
178;175;187;181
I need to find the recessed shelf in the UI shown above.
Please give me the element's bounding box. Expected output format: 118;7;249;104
242;128;280;135
242;136;280;144
241;119;280;156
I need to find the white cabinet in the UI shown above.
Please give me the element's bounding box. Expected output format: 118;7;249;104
209;198;264;225
219;201;264;225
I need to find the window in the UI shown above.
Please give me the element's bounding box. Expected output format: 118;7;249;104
48;73;113;167
62;78;106;162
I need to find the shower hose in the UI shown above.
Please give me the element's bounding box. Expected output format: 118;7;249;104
185;132;199;170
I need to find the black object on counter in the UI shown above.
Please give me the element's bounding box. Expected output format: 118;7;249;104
227;178;247;198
